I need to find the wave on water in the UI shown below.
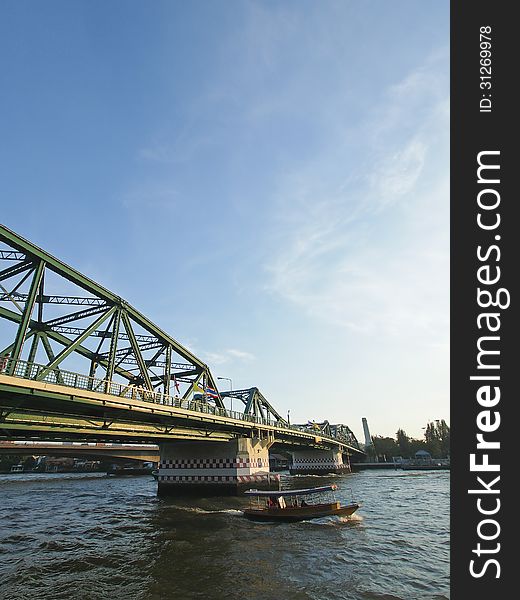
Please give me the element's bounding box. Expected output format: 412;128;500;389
0;465;449;600
165;505;243;515
1;534;36;544
359;592;407;600
0;472;106;485
298;515;364;528
207;508;243;515
290;473;340;478
340;512;363;522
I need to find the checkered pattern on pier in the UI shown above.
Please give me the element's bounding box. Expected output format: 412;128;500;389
158;455;274;484
158;473;280;484
159;457;269;469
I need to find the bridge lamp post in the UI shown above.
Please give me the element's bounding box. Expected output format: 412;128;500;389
217;377;233;412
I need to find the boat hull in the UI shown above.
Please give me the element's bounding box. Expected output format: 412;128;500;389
243;502;359;522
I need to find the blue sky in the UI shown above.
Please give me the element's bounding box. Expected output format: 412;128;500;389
1;0;449;439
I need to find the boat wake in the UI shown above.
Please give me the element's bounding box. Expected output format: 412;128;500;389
337;513;363;523
168;505;243;516
299;514;363;527
291;473;340;478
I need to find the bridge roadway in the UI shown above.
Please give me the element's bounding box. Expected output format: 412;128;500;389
0;225;363;494
0;365;362;494
0;365;359;453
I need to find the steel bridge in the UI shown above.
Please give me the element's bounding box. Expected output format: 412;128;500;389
0;224;362;492
0;440;160;462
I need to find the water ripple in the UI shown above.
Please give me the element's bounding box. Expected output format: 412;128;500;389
0;470;449;600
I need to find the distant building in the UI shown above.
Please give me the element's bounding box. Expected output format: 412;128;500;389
415;450;431;460
362;417;377;462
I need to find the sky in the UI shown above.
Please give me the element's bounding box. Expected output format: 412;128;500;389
0;0;449;440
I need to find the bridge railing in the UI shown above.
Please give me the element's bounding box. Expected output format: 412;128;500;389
0;358;359;448
1;358;319;435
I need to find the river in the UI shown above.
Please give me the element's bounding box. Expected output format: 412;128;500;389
0;469;449;600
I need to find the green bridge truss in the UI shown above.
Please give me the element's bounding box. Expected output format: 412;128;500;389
0;225;227;411
0;223;361;450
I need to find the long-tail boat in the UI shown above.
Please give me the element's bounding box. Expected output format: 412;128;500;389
243;484;359;522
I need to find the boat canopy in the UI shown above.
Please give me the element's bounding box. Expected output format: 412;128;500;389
244;485;337;497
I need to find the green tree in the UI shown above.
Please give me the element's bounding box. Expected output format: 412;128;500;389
410;437;428;456
436;419;450;457
425;422;441;457
424;420;450;458
396;428;412;458
372;435;400;460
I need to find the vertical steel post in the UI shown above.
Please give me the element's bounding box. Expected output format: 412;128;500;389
105;309;121;393
164;345;172;395
9;260;45;369
37;271;45;322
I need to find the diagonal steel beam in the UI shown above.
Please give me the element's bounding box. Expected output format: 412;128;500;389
0;305;134;381
36;306;117;380
5;267;35;299
44;304;109;328
39;333;65;385
23;331;40;378
243;388;256;415
10;261;45;364
0;329;37;358
26;332;40;365
120;312;153;390
0;260;33;284
149;368;201;383
0;264;35;312
255;397;266;420
182;371;204;400
1;225;208;372
0;283;24;313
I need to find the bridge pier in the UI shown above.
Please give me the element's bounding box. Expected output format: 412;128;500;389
289;448;351;475
157;438;280;496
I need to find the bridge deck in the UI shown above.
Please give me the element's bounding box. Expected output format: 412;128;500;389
0;368;361;453
0;225;363;456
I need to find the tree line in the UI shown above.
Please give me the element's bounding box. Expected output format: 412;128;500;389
367;419;450;461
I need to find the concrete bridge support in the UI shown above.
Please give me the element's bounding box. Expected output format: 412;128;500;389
157;437;280;496
289;448;351;475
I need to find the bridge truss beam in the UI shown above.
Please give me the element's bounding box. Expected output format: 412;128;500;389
0;225;363;437
220;388;286;424
0;225;223;409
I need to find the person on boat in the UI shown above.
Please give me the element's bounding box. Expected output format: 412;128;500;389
301;500;308;506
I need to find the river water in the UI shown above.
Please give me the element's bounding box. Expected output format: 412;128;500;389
0;469;449;600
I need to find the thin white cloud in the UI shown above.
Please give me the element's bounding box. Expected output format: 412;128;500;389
264;57;449;342
226;348;255;361
369;138;427;207
202;348;256;367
